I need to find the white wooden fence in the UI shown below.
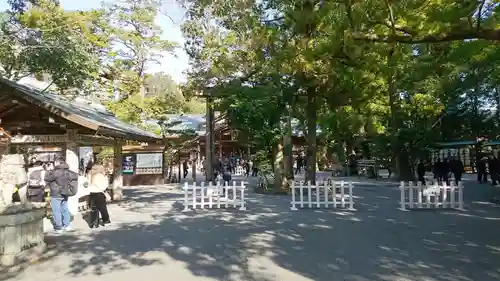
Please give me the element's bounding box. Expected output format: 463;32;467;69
399;181;465;211
182;181;247;211
234;165;245;176
290;180;355;210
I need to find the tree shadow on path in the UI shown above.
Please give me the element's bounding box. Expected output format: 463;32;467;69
6;181;500;281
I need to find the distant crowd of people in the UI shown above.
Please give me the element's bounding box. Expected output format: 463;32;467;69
416;155;500;186
416;157;464;186
475;156;500;185
197;155;257;180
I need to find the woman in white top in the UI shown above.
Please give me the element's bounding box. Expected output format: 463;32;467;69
87;164;111;227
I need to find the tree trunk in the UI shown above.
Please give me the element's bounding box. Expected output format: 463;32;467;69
306;87;317;183
273;142;286;190
495;87;500;126
205;99;214;181
283;106;294;180
387;47;412;180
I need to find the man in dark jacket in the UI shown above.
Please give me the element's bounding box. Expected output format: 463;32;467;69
417;160;426;185
433;158;442;182
450;157;464;185
489;156;500;186
44;156;78;234
477;157;487;183
442;158;451;185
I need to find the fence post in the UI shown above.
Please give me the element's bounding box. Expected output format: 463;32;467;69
182;182;189;212
200;181;205;209
443;181;451;208
450;182;456;208
323;180;329;208
290;181;298;210
348;181;355;211
426;182;431;209
192;182;198;209
457;181;465;211
307;181;312;208
417;181;422;208
340;181;345;208
399;181;407;211
332;180;337;208
232;181;237;208
299;181;304;208
206;182;213;209
239;181;246;210
316;180;321;208
409;181;414;209
224;181;229;208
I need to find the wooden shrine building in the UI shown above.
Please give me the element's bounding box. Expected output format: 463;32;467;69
0;77;161;198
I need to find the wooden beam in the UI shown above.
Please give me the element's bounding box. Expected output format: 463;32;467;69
75;134;116;146
0;103;24;118
9;133;118;146
10;134;67;144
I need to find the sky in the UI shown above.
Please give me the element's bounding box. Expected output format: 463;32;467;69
0;0;190;83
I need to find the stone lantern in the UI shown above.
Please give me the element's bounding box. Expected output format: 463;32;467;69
0;154;46;268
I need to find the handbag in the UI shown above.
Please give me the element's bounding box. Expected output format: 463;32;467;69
103;190;111;201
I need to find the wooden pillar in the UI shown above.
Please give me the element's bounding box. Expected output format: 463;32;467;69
205;99;214;181
65;130;79;215
284;106;293;180
192;160;196;181
219;133;223;159
65;130;79;173
112;141;123;200
177;154;181;181
197;144;201;162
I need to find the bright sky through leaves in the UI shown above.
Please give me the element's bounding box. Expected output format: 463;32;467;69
0;0;189;82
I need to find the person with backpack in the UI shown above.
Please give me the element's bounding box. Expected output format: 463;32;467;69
44;156;79;234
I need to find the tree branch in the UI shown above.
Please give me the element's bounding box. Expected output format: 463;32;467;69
477;0;486;30
351;28;500;43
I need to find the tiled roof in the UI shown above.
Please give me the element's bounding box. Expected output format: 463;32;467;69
0;77;160;141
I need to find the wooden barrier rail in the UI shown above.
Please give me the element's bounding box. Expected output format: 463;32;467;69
290;180;355;210
182;181;247;211
399;181;465;211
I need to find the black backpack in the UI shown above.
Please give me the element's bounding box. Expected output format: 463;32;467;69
57;170;79;197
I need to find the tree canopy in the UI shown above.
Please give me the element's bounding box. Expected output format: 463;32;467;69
0;0;205;133
179;0;500;181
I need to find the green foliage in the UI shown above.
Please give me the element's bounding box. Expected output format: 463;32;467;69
179;0;500;180
0;0;104;89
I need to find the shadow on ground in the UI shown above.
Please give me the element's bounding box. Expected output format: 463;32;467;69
4;178;500;281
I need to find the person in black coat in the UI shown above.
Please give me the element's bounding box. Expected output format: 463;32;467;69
442;158;451;185
450;157;464;185
489;156;500;186
477;157;487;183
433;158;442;182
417;160;426;185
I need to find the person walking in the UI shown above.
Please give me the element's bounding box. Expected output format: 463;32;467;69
44;156;78;234
433;158;442;183
477;157;487;183
442;158;451;185
450;157;464;185
183;160;189;179
417;160;426;185
87;164;111;228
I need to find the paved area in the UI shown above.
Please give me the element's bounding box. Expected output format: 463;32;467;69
5;173;500;281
